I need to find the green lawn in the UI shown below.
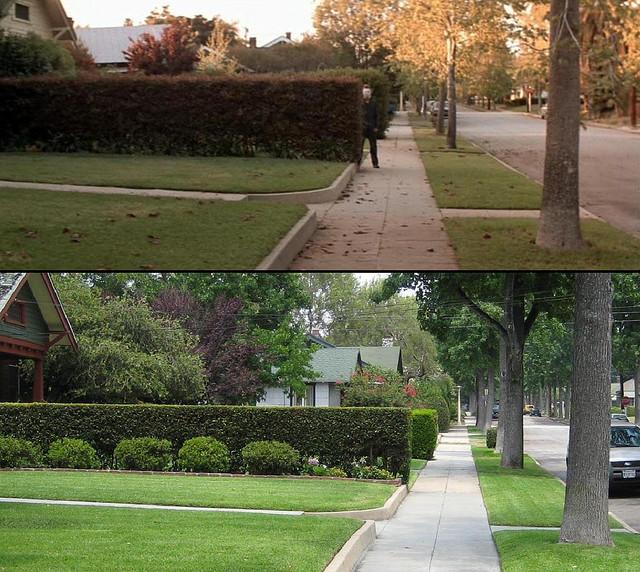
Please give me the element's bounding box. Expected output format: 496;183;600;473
0;471;396;512
472;443;620;528
0;188;307;269
0;503;360;572
445;218;640;270
408;459;427;489
410;115;542;209
0;153;347;194
495;530;640;572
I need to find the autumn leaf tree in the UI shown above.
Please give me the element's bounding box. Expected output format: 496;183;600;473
314;0;398;68
125;21;199;75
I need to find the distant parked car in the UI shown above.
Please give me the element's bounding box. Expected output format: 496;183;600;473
530;408;542;417
609;422;640;488
540;104;548;119
565;422;640;489
523;404;535;415
612;413;630;422
492;405;500;420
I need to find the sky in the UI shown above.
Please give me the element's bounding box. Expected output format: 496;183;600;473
62;1;318;44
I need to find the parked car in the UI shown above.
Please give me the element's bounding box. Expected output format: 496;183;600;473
612;413;630;422
609;422;640;488
523;404;535;415
540;104;548;119
430;102;449;123
492;405;500;420
530;408;542;417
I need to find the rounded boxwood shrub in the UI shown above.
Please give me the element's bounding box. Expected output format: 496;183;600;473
412;409;439;460
0;436;42;468
47;438;100;469
486;428;498;449
241;440;299;475
114;437;172;471
177;437;230;473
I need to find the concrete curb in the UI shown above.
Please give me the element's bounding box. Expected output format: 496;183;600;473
0;180;248;202
308;485;408;521
247;163;357;205
257;209;317;270
0;497;303;516
324;520;377;572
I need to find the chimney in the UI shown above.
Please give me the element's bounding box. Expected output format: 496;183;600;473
286;32;292;40
249;37;257;49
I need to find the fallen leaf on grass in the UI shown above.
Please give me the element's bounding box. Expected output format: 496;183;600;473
126;213;137;218
483;233;492;240
148;213;160;218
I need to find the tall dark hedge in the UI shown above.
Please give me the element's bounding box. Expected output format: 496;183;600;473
411;409;439;460
0;75;362;161
0;403;411;480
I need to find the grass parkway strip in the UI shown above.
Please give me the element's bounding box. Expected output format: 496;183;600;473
0;470;396;513
409;113;640;269
0;502;360;572
0;188;307;270
0;153;348;194
470;428;640;572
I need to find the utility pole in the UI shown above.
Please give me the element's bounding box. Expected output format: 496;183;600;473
457;385;462;425
631;86;637;129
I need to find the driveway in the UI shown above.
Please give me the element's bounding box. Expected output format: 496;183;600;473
458;110;640;238
523;416;640;532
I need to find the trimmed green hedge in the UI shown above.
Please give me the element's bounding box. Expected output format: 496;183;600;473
626;406;636;418
0;403;411;480
411;409;438;460
0;75;362;161
486;428;497;449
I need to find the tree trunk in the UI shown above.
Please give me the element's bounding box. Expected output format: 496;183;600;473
482;367;496;432
546;385;552;417
476;369;486;428
619;373;625;409
536;0;584;250
560;273;613;546
446;36;457;149
436;80;447;135
469;387;477;419
496;337;507;453
501;275;526;470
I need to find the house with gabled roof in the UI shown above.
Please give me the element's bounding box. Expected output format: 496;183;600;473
0;273;77;402
0;0;76;43
258;332;404;408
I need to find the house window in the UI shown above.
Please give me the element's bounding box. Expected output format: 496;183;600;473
5;302;26;326
15;3;31;22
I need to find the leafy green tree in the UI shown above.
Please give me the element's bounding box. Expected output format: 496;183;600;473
45;275;205;404
378;272;572;469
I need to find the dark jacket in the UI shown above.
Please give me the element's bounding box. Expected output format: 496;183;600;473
363;99;379;133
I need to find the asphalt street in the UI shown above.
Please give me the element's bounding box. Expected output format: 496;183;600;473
457;110;640;238
523;416;640;532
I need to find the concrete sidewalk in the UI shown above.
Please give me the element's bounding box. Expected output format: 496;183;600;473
357;426;500;572
291;112;458;270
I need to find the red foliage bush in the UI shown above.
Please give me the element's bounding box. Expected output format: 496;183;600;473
0;74;362;161
124;22;198;75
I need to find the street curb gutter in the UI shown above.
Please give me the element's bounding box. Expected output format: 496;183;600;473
324;520;376;572
257;209;317;270
247;163;357;205
308;485;408;521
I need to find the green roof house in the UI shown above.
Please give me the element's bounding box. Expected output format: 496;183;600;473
0;273;77;402
258;334;404;407
258;347;364;407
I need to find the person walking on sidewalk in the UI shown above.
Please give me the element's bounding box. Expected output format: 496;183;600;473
361;84;380;169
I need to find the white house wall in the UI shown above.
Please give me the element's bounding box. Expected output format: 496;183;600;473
257;386;290;407
0;1;54;38
329;384;342;407
315;383;330;407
